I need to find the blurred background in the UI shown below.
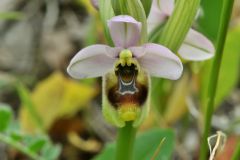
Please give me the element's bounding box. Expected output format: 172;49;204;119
0;0;239;159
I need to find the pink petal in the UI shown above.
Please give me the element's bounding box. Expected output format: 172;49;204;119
131;43;183;80
147;0;174;32
147;0;167;32
67;45;119;79
179;29;215;61
160;0;175;16
108;15;142;48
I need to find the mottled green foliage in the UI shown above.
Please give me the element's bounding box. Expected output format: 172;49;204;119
0;104;61;160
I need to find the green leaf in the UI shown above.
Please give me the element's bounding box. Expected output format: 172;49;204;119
41;143;62;160
28;137;48;153
21;135;47;153
198;0;223;41
215;27;240;104
22;135;37;145
94;128;175;160
151;78;164;111
0;104;12;132
133;129;175;160
151;78;173;114
111;0;127;15
7;121;21;133
22;135;47;151
93;143;115;160
99;0;114;46
10;131;24;141
200;26;240;108
140;0;153;17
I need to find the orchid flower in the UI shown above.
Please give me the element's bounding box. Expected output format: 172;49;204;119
148;0;215;61
67;15;183;127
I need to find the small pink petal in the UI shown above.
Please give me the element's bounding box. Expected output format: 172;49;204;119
147;0;174;33
134;43;183;80
67;45;118;79
160;0;175;16
147;0;167;32
179;29;215;61
108;15;142;48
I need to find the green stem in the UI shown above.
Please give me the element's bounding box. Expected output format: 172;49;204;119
0;133;43;160
232;141;240;160
199;0;234;159
99;0;114;46
115;122;137;160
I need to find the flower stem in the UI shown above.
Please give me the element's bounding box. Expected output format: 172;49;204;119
115;122;137;160
199;0;234;159
0;133;43;160
99;0;114;46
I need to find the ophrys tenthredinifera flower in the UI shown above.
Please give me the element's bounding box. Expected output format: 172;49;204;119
67;15;183;127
